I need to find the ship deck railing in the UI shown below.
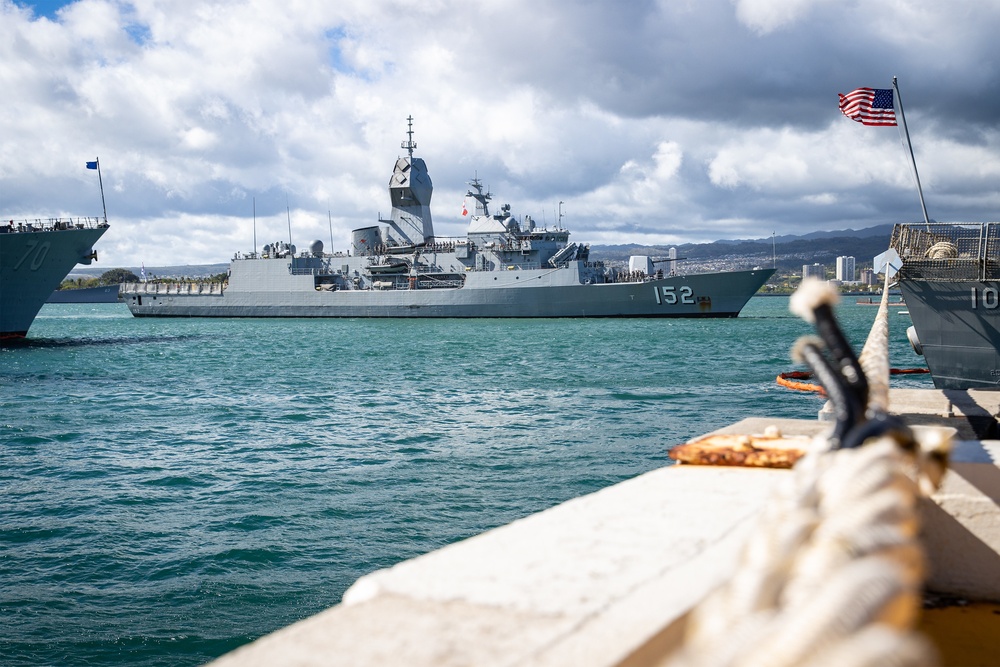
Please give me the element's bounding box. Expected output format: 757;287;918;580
121;282;226;295
0;216;108;234
393;278;465;289
892;222;1000;281
291;267;339;276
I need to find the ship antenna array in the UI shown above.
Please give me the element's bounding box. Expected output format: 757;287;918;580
466;173;492;216
401;115;417;160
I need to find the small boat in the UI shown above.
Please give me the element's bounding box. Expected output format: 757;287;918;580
855;296;906;306
367;260;410;275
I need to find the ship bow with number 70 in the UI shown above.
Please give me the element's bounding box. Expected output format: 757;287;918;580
0;218;109;340
1;160;110;341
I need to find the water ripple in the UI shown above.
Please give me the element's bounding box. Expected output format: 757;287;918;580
0;299;931;666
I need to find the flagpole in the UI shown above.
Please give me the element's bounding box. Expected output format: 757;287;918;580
892;77;930;227
95;157;108;223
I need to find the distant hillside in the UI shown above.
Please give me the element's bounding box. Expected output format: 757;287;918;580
715;223;896;245
590;223;896;272
70;224;897;278
68;263;229;280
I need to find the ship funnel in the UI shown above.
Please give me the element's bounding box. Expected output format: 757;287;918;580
352;226;383;256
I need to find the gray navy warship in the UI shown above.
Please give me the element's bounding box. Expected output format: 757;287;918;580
122;119;774;319
891;222;1000;389
1;217;108;340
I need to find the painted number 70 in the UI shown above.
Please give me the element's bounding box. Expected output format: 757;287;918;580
14;240;51;271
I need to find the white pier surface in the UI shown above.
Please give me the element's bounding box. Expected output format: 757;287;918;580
209;389;1000;667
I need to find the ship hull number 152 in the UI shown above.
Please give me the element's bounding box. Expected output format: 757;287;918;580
654;285;694;305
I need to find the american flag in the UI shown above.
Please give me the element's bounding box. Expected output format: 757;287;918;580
838;87;897;126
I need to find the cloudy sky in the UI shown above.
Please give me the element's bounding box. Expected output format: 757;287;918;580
2;0;998;267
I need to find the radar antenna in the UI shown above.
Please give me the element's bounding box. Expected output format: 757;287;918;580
466;173;492;216
401;115;417;159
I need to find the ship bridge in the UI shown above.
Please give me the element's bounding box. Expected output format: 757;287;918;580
381;117;433;247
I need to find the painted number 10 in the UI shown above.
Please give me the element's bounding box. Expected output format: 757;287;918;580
654;285;694;305
971;287;1000;309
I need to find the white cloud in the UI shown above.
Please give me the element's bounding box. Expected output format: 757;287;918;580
733;0;824;34
1;0;999;265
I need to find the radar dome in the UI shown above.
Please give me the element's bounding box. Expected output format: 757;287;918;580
310;240;324;256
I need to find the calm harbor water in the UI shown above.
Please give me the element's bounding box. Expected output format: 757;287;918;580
1;297;931;666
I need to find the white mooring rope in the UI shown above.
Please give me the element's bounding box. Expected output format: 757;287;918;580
665;279;951;667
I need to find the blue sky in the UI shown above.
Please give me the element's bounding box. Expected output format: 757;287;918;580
1;0;998;267
16;0;65;18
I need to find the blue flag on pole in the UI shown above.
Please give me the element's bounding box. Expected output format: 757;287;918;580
86;161;98;169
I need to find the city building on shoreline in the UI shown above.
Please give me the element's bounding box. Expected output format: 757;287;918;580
836;255;856;282
802;262;826;280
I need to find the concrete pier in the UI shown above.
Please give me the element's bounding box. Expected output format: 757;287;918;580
209;388;1000;666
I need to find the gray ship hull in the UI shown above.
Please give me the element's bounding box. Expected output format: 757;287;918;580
1;222;109;340
123;264;774;319
47;284;121;303
897;278;1000;389
891;222;1000;389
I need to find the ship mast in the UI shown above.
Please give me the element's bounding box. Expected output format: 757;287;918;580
466;175;492;216
401;115;417;160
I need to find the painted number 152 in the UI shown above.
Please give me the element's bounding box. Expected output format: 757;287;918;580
654;285;694;305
